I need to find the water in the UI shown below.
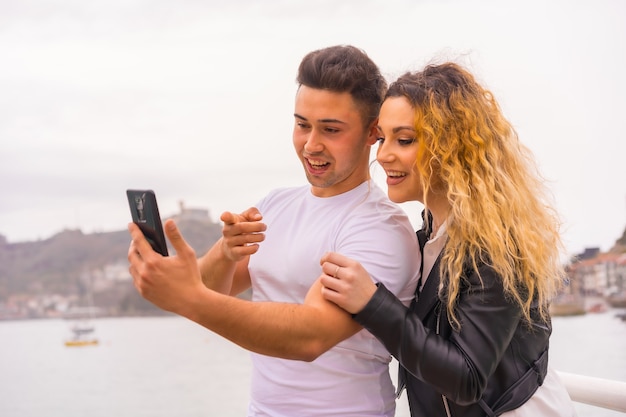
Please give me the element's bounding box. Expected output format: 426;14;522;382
1;311;624;417
0;317;252;417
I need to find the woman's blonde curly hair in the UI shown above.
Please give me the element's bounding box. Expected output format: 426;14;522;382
386;63;565;328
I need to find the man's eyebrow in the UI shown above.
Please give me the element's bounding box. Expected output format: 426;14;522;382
294;113;347;125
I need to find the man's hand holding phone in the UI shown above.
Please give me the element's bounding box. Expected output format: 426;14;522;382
127;217;206;316
126;189;205;316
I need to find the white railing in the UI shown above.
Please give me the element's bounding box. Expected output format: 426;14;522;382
557;371;626;413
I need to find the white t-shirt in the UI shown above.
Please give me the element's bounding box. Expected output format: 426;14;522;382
247;181;420;417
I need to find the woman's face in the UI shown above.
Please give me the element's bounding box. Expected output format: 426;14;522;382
376;96;424;204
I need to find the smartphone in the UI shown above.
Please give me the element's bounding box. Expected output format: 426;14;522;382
126;189;169;256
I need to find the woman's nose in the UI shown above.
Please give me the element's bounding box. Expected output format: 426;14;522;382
376;142;393;164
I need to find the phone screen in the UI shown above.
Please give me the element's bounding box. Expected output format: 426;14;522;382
126;189;169;256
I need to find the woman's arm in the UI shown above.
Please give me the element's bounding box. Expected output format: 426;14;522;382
327;261;522;405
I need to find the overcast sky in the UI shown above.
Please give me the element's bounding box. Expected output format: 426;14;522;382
1;0;625;258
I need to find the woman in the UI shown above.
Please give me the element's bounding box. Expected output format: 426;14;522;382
319;63;576;416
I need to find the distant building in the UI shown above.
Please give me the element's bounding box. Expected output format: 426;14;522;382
576;247;601;261
568;252;626;296
172;200;213;223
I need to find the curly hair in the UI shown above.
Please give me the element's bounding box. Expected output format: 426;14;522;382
387;63;565;327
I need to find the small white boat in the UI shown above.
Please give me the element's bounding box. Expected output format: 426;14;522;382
65;320;98;347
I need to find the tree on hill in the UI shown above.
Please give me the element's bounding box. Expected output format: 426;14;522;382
613;225;626;253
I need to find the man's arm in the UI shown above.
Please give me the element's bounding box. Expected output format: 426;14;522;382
184;277;362;361
128;219;361;361
197;241;250;295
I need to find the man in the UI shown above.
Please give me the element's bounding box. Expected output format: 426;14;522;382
128;45;420;416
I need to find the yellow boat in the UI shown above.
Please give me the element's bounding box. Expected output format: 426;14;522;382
65;338;99;347
64;321;99;347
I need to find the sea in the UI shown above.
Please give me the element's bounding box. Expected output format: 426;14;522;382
1;309;624;417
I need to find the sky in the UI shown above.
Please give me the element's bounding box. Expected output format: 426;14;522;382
1;0;625;259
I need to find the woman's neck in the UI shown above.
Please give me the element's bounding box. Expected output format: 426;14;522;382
425;199;450;239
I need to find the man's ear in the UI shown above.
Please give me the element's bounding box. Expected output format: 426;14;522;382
366;118;379;145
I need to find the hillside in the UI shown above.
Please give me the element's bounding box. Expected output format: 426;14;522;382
1;216;624;318
614;226;626;251
0;217;222;316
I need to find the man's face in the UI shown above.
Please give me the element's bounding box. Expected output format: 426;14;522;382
292;86;376;197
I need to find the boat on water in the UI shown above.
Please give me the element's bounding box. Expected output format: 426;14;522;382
64;320;98;347
586;302;608;313
65;337;99;347
607;291;626;308
64;271;100;347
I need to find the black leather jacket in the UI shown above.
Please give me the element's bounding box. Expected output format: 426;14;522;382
353;230;550;417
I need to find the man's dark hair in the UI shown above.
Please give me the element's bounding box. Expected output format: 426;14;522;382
296;45;387;127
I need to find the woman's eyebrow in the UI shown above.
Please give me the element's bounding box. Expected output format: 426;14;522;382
392;126;416;133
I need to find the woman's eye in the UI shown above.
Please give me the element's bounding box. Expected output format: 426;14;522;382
399;138;416;146
376;137;385;144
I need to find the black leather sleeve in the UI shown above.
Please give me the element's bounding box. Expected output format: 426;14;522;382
354;265;523;405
